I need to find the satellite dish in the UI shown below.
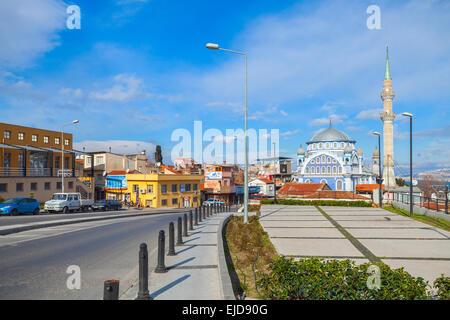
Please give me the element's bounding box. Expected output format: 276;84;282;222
156;162;161;167
126;169;130;173
102;171;107;176
412;180;418;186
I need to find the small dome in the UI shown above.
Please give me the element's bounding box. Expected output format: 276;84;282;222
297;145;305;155
344;144;353;153
357;148;363;156
373;148;379;156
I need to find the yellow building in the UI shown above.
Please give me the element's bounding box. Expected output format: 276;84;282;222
124;173;202;208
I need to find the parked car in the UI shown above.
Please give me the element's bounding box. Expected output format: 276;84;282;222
0;197;40;216
44;193;94;213
203;198;225;206
92;199;122;211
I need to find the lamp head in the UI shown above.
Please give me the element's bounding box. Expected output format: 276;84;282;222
401;112;413;118
372;131;381;136
72;120;79;124
206;43;219;50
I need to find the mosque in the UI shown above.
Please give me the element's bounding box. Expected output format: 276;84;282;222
293;47;396;192
293;122;378;191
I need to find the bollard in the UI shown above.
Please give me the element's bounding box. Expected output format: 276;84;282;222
194;208;198;226
103;280;120;300
183;213;188;237
189;210;193;231
168;222;176;256
199;206;203;222
177;217;183;245
155;230;167;273
137;243;149;300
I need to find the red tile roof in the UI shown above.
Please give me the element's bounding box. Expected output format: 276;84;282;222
278;182;330;195
356;184;385;192
108;170;137;175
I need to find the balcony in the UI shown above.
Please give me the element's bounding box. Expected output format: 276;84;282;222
0;167;75;177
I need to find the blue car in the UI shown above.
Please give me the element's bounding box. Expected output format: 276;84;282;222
0;198;40;216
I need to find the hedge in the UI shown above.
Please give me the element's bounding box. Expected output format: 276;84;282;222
257;256;449;300
261;199;373;207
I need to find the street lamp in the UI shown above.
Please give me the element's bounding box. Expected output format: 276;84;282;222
401;112;413;217
272;141;277;204
206;43;249;223
372;131;383;207
61;120;79;193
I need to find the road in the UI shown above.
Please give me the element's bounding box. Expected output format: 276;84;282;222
0;209;190;300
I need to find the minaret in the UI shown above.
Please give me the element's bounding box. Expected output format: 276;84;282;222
380;46;397;189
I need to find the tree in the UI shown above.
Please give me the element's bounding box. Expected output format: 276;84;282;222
154;145;163;164
395;178;406;187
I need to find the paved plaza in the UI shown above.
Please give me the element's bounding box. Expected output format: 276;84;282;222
260;205;450;284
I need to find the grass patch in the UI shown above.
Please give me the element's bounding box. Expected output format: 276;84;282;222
384;205;450;232
225;216;279;299
261;198;372;207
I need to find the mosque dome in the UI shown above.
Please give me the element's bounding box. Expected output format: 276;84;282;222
297;145;306;155
308;121;353;143
357;148;363;156
373;148;380;156
344;144;353;153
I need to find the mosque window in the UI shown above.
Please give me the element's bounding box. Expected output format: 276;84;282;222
338;167;342;174
336;180;343;190
316;167;320;174
341;142;345;148
321;155;326;163
322;167;326;174
320;179;327;184
311;159;315;164
312;144;315;149
305;179;311;183
326;143;330;149
327;167;331;174
333;142;337;149
319;143;322;149
316;158;320;164
332;159;336;163
327;157;331;163
305;167;309;174
333;166;337;174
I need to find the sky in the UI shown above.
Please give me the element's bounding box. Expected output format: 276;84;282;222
0;0;449;175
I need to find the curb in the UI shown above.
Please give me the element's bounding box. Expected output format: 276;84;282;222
217;213;237;300
0;208;191;236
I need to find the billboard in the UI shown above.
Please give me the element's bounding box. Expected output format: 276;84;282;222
206;172;222;179
106;175;127;190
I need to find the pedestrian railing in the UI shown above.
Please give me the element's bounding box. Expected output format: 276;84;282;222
392;192;449;215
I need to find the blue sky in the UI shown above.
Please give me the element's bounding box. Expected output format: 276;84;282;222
0;0;449;174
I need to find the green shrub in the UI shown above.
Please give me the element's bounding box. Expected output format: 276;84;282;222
433;275;450;300
257;256;438;300
0;197;4;203
261;199;372;207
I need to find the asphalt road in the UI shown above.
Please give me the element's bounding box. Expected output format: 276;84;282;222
0;210;188;300
0;207;189;227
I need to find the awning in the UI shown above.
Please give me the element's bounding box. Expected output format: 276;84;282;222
0;143;23;150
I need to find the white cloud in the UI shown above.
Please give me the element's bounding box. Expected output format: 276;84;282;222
74;140;156;155
89;74;151;102
356;109;383;120
0;0;66;68
309;114;347;126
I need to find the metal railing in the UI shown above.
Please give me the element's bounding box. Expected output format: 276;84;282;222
0;167;75;177
392;192;448;215
278;190;371;200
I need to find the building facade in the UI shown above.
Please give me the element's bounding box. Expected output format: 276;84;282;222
203;164;236;204
123;173;203;208
293;122;376;191
0;123;90;202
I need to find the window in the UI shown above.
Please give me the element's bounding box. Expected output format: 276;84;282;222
148;185;153;193
193;183;198;191
161;184;167;193
16;183;23;192
336;180;343;190
333;167;337;174
322;155;326;163
322;167;326;174
333;142;337;149
319;143;322;149
3;131;10;139
133;184;139;193
31;182;37;191
172;184;177;192
316;158;320;164
161;199;167;206
18;153;24;168
185;184;191;192
321;179;327;184
305;167;309;174
96;156;104;165
55;156;60;169
65;139;69;146
55;137;60;145
44;136;49;144
338;167;342;174
172;198;178;205
68;181;74;189
326;143;330;149
32;134;38;142
193;197;198;203
18;132;24;140
311;159;315;164
56;182;62;190
0;183;7;192
327;167;331;174
65;157;70;169
341;142;345;148
316;167;320;174
45;182;51;190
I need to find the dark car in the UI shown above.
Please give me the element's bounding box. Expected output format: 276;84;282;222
92;199;122;211
0;197;40;216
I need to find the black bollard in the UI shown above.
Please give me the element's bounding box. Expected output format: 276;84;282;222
155;230;167;273
137;243;149;300
177;217;183;245
199;206;203;222
168;222;176;256
189;210;193;231
194;208;198;226
103;280;120;300
183;213;188;237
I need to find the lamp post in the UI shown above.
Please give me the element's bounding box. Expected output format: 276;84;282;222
206;43;249;223
272;141;277;204
61;120;79;193
372;132;382;207
401;112;413;217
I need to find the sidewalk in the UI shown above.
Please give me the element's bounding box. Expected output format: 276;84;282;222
259;205;450;284
122;210;233;300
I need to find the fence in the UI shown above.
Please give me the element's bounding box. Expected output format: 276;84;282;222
277;190;371;201
0;167;74;177
391;192;449;215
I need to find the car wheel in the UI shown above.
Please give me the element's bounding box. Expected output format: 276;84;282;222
11;209;18;216
33;208;40;215
62;207;69;214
